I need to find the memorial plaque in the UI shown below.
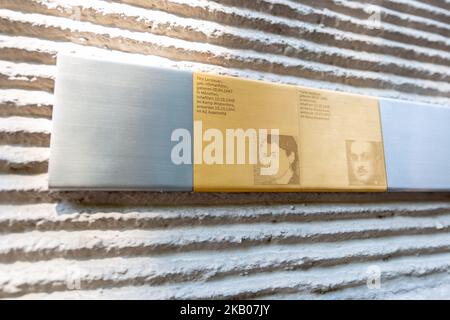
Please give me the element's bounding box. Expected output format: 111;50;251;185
193;72;386;192
49;53;449;192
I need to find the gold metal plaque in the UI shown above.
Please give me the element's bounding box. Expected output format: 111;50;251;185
193;72;387;192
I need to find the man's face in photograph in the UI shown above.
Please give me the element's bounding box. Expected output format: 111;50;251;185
349;141;377;185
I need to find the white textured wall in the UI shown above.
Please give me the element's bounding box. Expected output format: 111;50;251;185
1;0;450;299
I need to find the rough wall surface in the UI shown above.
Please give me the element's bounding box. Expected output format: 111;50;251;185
0;0;450;299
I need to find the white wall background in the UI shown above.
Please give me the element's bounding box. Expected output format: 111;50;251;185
0;0;450;299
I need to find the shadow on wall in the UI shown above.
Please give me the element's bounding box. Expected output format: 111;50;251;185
49;190;450;206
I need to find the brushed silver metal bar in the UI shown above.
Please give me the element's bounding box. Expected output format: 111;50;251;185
49;53;193;191
380;98;450;191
